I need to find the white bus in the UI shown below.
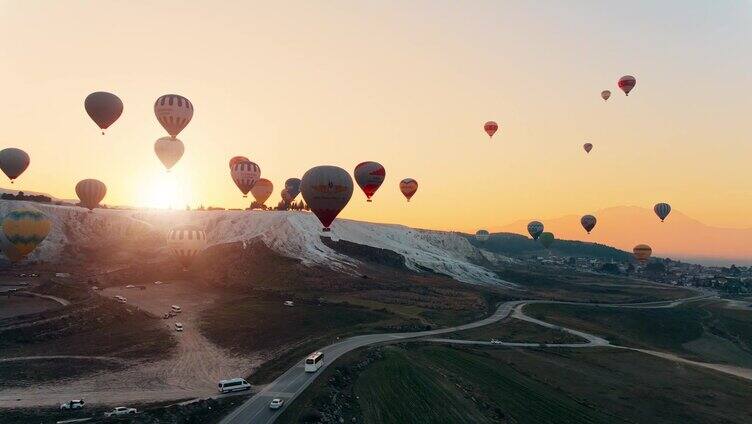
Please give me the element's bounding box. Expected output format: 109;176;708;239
305;352;324;372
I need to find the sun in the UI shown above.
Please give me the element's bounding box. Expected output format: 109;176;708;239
137;171;190;209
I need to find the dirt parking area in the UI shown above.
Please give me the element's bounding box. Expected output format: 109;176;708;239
0;280;259;408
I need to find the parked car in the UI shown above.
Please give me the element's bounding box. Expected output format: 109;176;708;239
269;398;284;410
283;300;294;307
125;284;135;289
175;322;184;332
153;281;163;285
171;305;182;314
162;313;170;319
114;295;127;303
60;399;85;410
104;406;136;417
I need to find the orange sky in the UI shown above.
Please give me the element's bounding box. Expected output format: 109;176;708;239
1;1;751;234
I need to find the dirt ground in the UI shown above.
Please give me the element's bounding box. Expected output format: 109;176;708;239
0;280;260;408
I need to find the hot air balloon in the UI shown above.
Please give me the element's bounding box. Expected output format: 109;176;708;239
154;94;193;138
581;215;597;234
84;92;123;135
654;203;671;222
0;208;51;262
601;90;611;101
285;178;301;201
618;75;636;96
230;160;261;197
539;232;554;249
0;148;30;183
229;156;250;170
167;225;207;270
399;178;418;202
301;166;353;232
484;121;498;138
154;137;184;171
354;161;385;202
475;230;490;242
527;221;544;240
633;244;652;263
251;178;273;206
583;143;593;154
75;179;107;211
281;188;293;204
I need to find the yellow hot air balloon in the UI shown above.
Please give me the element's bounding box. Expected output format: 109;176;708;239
1;208;52;262
250;178;274;206
633;244;652;263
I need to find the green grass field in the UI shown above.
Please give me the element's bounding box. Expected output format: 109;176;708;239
280;343;752;424
444;317;585;344
525;300;752;367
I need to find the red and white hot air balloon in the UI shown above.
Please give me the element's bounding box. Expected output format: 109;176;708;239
154;94;193;138
618;75;636;96
301;166;354;232
601;90;611;101
230;160;261;197
167;225;207;270
229;156;250;170
0;148;30;183
154;137;184;171
251;178;273;206
84;92;123;135
75;179;107;211
354;161;385;202
399;178;418;202
484;121;498;138
583;143;593;154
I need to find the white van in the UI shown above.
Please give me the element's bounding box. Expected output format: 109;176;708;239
218;378;251;394
171;305;182;314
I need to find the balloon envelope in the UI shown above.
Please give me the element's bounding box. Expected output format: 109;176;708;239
85;92;123;133
154;94;194;138
154;137;184;171
484;121;498;138
301;166;353;231
0;148;30;182
539;232;554;249
527;221;544;240
284;178;301;201
618;75;636;96
75;179;107;211
229;156;250;170
251;178;274;205
231;160;261;197
354;161;386;201
654;203;671;222
399;178;418;202
633;244;652;263
475;230;490;242
167;225;207;269
601;90;611;101
583;143;593;153
581;214;597;233
1;208;51;262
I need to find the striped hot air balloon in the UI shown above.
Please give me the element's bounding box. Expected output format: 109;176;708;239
633;244;652;263
167;225;207;270
527;221;544;240
0;208;51;262
354;161;386;202
75;179;107;211
539;232;554;249
484;121;498;138
230;160;261;197
251;178;273;206
654;203;671;222
0;148;30;183
618;75;636;96
154;94;193;138
301;166;354;232
399;178;418;202
475;230;490;242
154;137;184;171
581;215;597;234
229;156;250;170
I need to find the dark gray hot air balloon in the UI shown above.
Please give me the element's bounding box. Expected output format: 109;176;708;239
301;166;353;232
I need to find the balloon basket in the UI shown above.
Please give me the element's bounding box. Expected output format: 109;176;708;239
367;199;372;203
322;227;331;232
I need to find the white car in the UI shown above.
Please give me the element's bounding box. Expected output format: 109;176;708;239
104;406;136;416
269;398;284;410
283;301;294;307
175;322;184;332
125;284;135;289
114;295;127;303
60;399;85;410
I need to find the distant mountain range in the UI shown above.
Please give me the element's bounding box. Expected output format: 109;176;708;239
493;206;752;266
466;232;632;262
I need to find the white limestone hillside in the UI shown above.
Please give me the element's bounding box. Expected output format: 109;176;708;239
0;200;513;286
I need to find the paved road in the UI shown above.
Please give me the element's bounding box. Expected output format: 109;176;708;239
219;301;522;424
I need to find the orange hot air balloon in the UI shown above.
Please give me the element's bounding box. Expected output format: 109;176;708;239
484;121;498;138
633;244;652;263
301;166;354;232
400;178;418;202
583;143;593;154
251;178;273;205
75;179;107;211
354;161;385;202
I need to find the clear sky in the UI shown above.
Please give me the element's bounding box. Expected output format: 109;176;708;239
1;1;750;233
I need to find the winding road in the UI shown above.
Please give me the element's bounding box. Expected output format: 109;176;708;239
220;291;751;424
